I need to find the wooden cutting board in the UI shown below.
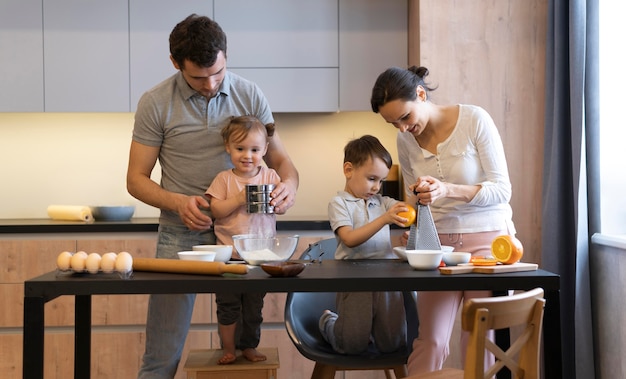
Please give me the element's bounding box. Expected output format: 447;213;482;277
439;262;538;275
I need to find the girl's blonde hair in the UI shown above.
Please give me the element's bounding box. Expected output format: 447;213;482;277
221;115;275;144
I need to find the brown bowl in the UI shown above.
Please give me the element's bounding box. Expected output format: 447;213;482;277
260;261;306;277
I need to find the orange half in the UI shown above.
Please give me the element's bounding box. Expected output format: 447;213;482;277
471;257;498;266
491;235;524;264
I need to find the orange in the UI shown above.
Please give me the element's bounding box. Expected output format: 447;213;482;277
491;235;524;264
397;204;416;228
471;257;498;266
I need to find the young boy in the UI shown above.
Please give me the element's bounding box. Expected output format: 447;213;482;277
319;134;411;354
205;115;281;364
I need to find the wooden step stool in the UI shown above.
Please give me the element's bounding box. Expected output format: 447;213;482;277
183;347;279;379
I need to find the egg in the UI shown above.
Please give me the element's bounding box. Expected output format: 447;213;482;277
115;251;133;273
85;253;102;274
100;252;117;273
70;251;88;272
56;251;73;271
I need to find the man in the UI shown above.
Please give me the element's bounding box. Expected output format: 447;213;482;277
126;14;298;379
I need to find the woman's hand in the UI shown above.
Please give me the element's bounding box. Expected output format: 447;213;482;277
400;230;410;246
409;176;480;204
409;176;448;205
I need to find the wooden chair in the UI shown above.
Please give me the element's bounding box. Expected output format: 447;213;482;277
406;287;545;379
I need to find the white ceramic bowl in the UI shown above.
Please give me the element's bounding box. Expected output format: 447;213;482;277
405;249;443;270
393;246;408;260
192;244;233;262
232;234;300;265
177;251;216;262
393;245;454;261
442;252;472;266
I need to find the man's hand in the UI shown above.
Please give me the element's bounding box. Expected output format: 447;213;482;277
269;180;297;214
178;195;212;230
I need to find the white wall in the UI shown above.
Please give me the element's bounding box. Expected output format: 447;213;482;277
0;112;398;221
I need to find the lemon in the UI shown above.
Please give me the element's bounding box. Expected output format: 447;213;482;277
491;235;524;264
397;204;416;228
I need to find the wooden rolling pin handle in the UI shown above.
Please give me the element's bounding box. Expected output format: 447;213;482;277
224;264;249;275
133;258;248;276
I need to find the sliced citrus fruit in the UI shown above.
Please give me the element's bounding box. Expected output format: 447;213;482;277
491;235;524;264
471;257;498;266
397;204;416;228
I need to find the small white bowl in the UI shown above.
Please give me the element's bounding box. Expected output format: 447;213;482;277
393;245;454;261
405;250;443;270
442;252;471;266
192;245;233;262
177;251;216;262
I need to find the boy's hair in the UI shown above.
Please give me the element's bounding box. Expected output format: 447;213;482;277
344;135;392;169
221;115;275;144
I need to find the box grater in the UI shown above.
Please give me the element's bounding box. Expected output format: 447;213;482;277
406;202;442;250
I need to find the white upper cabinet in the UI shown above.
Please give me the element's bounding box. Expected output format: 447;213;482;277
214;0;338;68
43;0;130;112
339;0;408;111
0;0;44;112
129;0;213;112
215;0;339;112
0;0;406;113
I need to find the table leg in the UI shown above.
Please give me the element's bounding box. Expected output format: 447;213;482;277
75;295;92;379
544;289;562;379
23;296;45;379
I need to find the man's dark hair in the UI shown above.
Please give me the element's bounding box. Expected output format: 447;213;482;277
169;14;227;69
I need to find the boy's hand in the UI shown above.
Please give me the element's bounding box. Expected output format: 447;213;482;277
387;202;412;228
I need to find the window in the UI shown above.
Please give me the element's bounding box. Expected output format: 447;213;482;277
599;3;626;235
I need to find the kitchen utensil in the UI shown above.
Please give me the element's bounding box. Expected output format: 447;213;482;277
405;249;443;270
260;261;306;277
90;206;135;221
439;262;538;275
393;245;453;261
441;252;472;266
132;257;248;275
406;200;441;251
245;184;276;214
192;245;233;262
232;234;299;265
177;251;216;262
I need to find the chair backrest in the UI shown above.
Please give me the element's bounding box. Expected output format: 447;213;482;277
462;287;545;379
285;289;419;360
299;237;337;261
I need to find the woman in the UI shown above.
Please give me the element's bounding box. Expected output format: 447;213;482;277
370;66;516;374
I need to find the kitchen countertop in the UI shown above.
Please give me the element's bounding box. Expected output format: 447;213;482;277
0;218;332;234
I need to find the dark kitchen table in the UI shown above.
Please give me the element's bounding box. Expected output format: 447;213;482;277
23;259;561;379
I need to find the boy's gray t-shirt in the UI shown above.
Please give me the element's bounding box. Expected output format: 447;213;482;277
328;191;399;260
132;71;273;226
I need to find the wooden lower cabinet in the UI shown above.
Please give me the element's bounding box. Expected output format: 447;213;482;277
3;234;412;379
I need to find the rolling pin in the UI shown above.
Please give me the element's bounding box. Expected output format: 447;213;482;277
133;258;248;276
